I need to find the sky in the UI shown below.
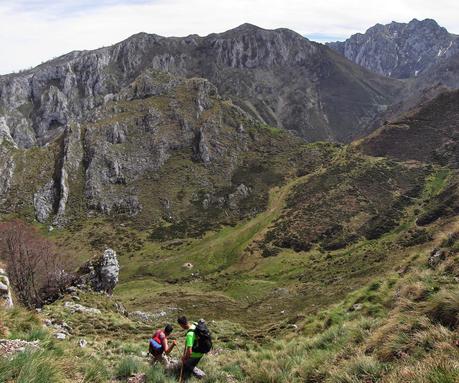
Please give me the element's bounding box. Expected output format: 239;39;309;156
0;0;458;74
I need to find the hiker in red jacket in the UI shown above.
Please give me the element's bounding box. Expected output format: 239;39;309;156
149;324;177;365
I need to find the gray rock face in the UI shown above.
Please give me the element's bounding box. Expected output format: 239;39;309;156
0;149;14;205
53;124;84;226
328;19;459;79
33;180;56;223
77;249;119;294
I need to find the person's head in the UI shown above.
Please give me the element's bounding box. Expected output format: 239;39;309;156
164;324;173;336
177;316;189;329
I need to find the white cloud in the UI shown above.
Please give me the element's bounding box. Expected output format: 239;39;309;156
0;0;458;74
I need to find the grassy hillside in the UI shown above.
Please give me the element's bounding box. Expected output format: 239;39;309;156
1;208;457;382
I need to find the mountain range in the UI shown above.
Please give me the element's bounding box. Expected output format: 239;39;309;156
0;17;459;383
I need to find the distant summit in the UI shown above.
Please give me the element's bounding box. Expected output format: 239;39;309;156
328;18;459;79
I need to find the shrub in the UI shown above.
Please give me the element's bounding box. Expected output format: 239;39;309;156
416;205;446;226
398;229;432;247
364;214;398;240
0;220;73;308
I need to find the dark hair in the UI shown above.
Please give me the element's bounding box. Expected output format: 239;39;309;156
177;316;188;326
165;324;173;335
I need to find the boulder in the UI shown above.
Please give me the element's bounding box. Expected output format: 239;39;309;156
192;367;206;379
77;248;119;294
54;332;66;340
0;269;13;308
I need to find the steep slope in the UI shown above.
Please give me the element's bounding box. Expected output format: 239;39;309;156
328;18;459;79
0;24;402;148
0;70;310;228
358;89;459;167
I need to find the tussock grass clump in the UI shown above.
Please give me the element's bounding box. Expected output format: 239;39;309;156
399;281;431;302
115;356;141;379
366;313;431;361
0;320;9;337
145;365;176;383
0;351;64;383
0;307;42;339
384;356;459;383
82;360;110;383
423;290;459;330
329;354;386;383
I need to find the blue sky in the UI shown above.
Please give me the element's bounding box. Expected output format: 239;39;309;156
8;0;153;16
0;0;458;74
305;33;344;43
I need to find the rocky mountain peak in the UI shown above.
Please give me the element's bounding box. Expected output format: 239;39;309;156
328;18;459;79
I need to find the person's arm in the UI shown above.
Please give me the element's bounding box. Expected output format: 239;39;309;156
183;346;192;362
182;331;194;361
164;338;177;354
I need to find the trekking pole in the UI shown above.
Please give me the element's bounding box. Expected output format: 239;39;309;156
179;344;186;383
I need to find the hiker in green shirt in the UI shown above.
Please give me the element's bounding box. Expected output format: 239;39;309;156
177;316;205;379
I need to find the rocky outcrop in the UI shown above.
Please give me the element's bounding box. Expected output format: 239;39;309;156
77;249;119;294
0;150;14;206
0;268;13;308
53;124;84;226
33;180;56;223
328;19;459;79
63;301;102;315
128;309;169;323
228;183;251;210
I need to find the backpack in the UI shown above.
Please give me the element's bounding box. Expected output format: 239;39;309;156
149;330;164;354
189;319;212;354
